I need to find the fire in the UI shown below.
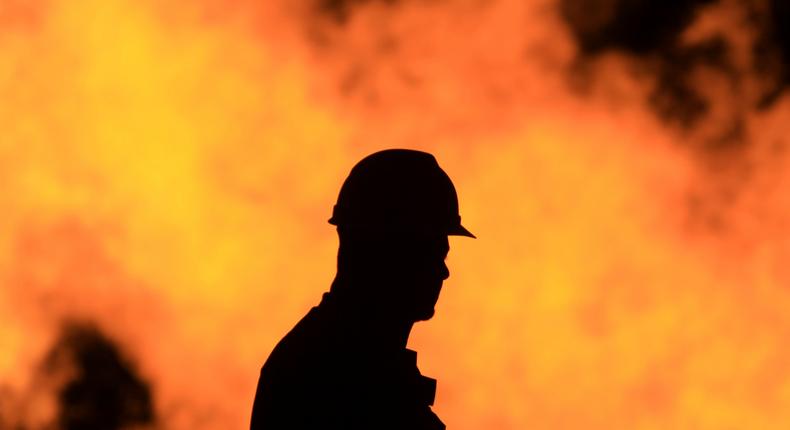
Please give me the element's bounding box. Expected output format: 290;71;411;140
1;0;789;429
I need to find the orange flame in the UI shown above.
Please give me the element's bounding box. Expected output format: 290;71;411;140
2;0;790;429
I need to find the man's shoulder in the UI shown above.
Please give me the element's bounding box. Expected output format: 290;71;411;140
263;307;326;368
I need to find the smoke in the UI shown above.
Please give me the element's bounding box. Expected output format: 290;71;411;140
316;0;398;23
560;0;716;53
561;0;790;146
753;0;790;105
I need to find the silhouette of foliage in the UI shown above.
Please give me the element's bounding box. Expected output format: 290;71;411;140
43;322;155;430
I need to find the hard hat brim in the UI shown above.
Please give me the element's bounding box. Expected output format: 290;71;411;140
329;216;476;239
448;223;476;239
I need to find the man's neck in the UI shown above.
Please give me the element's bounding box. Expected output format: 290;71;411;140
326;277;414;350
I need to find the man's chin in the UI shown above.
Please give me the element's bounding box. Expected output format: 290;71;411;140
413;308;436;322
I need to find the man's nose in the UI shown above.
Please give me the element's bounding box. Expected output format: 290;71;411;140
440;262;450;281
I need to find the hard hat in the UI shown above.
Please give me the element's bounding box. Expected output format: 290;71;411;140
328;149;475;238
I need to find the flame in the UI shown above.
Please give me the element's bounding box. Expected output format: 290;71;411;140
1;0;790;429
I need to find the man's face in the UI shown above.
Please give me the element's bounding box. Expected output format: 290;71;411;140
380;232;450;322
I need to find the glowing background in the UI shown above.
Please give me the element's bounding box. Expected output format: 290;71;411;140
1;0;790;428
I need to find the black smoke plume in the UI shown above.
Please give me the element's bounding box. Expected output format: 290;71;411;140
561;0;790;133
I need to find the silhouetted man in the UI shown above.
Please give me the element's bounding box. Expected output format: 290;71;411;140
250;149;474;429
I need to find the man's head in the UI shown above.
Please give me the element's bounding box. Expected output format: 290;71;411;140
329;149;473;322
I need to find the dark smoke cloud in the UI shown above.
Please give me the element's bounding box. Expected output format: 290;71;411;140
753;0;790;106
561;0;716;54
42;321;155;430
561;0;728;130
561;0;790;135
317;0;397;23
